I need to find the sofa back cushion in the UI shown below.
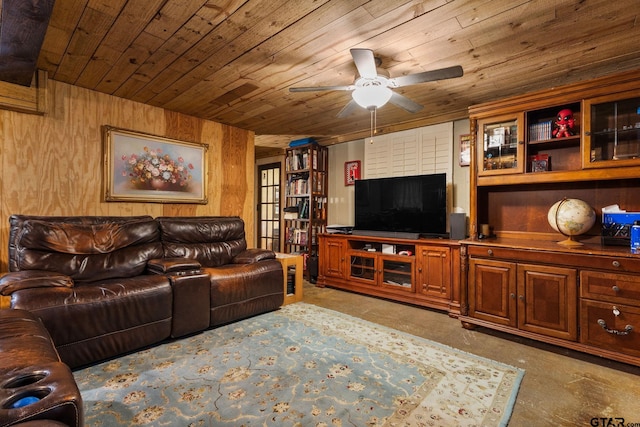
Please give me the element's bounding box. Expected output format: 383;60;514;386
157;216;247;267
9;215;163;282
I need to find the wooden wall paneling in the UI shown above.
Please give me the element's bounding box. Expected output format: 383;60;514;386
161;110;205;218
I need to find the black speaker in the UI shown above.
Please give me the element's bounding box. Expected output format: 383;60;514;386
307;256;318;283
449;213;467;240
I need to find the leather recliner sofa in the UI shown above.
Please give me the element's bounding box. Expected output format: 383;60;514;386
0;215;284;370
156;216;285;327
0;309;83;427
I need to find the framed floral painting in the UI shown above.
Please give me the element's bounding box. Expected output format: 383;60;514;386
103;126;208;203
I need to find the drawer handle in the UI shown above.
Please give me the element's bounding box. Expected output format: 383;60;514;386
612;285;620;293
612;260;620;268
487;249;493;256
597;319;633;336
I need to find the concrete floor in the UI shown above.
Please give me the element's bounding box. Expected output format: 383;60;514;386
301;281;640;426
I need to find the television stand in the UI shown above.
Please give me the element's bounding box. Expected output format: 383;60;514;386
318;233;461;316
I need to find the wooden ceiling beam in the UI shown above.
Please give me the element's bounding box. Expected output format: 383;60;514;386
0;0;55;86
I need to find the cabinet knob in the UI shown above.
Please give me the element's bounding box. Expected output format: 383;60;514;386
612;260;620;268
510;293;516;299
487;249;493;256
418;267;422;272
612;285;620;293
518;295;525;301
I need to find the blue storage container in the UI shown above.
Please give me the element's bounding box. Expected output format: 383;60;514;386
601;212;640;246
289;137;316;147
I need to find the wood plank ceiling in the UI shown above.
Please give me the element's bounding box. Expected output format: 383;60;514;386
2;0;640;154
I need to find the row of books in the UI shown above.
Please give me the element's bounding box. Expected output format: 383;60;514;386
287;227;308;246
286;227;321;246
286;149;320;171
529;120;553;142
284;199;310;219
284;198;328;220
287;176;309;195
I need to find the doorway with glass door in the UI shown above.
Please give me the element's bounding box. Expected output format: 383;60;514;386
257;163;281;251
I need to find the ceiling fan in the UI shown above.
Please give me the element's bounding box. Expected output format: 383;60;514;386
289;48;463;118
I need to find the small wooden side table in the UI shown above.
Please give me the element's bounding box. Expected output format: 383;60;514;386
275;253;303;305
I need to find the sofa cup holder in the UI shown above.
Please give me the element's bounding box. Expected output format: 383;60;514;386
2;387;51;409
2;371;48;390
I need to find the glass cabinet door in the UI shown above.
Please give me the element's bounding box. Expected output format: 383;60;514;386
380;257;414;292
477;114;525;176
349;253;376;284
584;93;640;168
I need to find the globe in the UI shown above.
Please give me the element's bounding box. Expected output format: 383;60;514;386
547;198;596;247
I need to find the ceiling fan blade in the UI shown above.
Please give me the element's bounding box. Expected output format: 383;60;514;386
337;99;361;118
388;92;423;113
289;85;353;92
390;65;463;87
350;48;378;78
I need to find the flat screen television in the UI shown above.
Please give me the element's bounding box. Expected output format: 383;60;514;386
353;173;447;239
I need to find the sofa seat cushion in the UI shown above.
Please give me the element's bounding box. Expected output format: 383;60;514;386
10;275;173;369
205;259;284;326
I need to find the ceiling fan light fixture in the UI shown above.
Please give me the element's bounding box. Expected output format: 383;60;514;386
352;85;392;109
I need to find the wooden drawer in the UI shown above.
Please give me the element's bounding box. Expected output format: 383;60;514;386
468;246;514;259
580;300;640;358
580;270;640;306
466;244;640;273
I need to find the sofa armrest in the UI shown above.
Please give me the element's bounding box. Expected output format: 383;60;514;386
0;271;74;296
147;258;202;275
232;248;276;264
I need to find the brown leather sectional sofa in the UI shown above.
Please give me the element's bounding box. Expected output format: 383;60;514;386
0;215;284;426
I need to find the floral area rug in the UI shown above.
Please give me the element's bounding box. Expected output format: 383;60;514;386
74;303;524;426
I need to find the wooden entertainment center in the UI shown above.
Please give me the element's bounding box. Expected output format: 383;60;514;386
317;234;461;316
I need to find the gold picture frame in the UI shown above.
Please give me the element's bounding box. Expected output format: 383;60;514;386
103;126;208;203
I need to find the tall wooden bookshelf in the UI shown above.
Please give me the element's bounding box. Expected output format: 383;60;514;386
284;143;328;279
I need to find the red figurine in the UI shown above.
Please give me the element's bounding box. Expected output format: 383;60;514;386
553;108;575;138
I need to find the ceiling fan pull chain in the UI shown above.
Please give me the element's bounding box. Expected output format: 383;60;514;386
369;108;375;144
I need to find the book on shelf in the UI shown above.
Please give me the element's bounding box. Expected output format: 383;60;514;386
284;211;298;220
298;199;309;219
